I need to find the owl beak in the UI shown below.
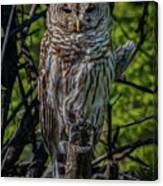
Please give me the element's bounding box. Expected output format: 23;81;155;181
76;18;80;32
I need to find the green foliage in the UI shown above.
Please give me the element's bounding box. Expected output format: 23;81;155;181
96;2;157;179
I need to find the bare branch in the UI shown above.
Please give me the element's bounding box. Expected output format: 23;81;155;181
116;79;157;94
103;115;155;134
1;98;39;176
92;138;157;166
2;84;37;140
3;9;47;40
26;143;48;177
127;155;149;168
113;115;155;130
1;5;15;62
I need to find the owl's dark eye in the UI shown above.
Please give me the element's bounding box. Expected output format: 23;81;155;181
86;5;95;13
62;7;72;13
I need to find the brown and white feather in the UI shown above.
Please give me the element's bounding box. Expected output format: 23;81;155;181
38;3;115;178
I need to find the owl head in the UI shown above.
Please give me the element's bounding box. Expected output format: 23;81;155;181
46;3;111;33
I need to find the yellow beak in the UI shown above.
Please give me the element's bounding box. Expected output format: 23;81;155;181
76;18;80;32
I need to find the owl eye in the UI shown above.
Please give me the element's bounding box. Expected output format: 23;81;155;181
62;7;72;13
86;5;95;13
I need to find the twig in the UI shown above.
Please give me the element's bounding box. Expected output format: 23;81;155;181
127;155;149;168
17;72;28;107
116;79;157;94
112;126;120;148
92;138;157;166
29;5;37;17
125;3;148;68
1;5;15;63
140;48;153;59
17;29;40;40
2;10;47;40
112;115;155;130
24;5;38;33
103;115;155;134
2;83;37;139
109;115;155;149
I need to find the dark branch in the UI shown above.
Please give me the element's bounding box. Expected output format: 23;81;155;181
127;155;149;168
112;115;155;130
1;9;47;41
2;84;37;140
116;79;157;94
26;143;48;177
103;115;155;134
92;138;157;166
1;98;39;176
1;5;15;62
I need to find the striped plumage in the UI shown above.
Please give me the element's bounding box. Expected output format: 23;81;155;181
38;3;115;178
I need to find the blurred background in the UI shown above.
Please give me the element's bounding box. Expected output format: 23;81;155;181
1;2;158;180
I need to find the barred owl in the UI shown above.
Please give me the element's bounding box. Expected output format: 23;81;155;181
39;3;116;178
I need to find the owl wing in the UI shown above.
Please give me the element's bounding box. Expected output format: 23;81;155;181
38;33;62;155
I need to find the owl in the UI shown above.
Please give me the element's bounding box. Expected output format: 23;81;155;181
39;3;115;178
